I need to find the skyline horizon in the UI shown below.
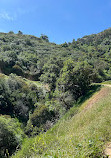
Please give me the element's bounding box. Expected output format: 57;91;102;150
0;26;111;44
0;0;111;44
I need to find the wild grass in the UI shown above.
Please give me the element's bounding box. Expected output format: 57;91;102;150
11;85;111;158
101;80;111;85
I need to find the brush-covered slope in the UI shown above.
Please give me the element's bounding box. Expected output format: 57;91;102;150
11;85;111;158
1;28;111;86
0;73;53;157
0;73;49;122
1;28;111;157
0;32;72;81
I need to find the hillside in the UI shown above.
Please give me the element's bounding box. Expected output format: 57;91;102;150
1;28;111;157
1;28;111;84
11;85;111;158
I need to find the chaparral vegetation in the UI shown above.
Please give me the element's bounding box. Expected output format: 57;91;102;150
0;28;111;157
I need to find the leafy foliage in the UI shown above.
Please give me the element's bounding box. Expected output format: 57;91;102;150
0;28;111;157
0;74;44;123
25;104;55;136
0;115;24;158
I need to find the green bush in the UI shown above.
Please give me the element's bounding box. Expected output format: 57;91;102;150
0;115;25;158
25;104;55;136
0;74;39;123
12;64;24;76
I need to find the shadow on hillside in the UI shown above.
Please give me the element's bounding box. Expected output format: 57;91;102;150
62;85;101;120
77;84;101;106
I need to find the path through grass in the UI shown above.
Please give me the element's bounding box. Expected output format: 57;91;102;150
11;85;111;158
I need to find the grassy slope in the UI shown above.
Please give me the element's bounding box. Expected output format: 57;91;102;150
101;81;111;85
11;85;111;158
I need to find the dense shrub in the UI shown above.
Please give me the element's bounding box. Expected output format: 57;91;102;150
12;64;24;76
25;104;55;136
0;74;40;123
54;60;99;113
0;115;24;158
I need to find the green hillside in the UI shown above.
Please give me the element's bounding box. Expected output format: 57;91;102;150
1;28;111;157
12;85;111;158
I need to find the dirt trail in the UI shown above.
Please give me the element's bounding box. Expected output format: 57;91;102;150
83;86;109;112
101;84;111;157
104;143;111;158
82;84;111;157
102;84;111;87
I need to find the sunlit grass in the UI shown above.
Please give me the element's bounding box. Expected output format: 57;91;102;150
11;86;111;158
101;80;111;85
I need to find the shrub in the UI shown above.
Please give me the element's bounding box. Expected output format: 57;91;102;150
25;105;55;136
0;74;39;123
9;31;14;34
0;115;25;158
2;45;11;51
12;65;24;76
40;34;49;42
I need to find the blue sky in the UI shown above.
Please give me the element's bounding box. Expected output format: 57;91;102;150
0;0;111;44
